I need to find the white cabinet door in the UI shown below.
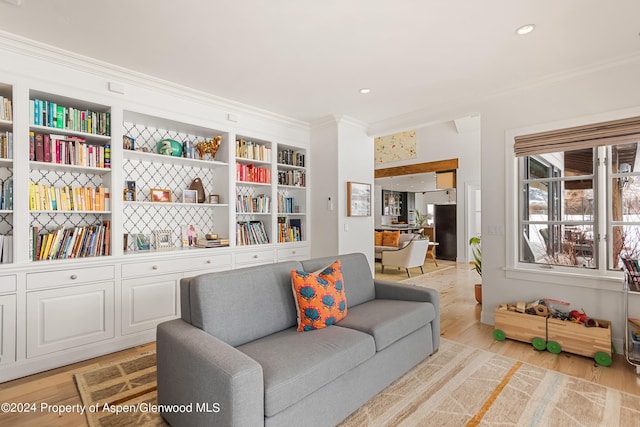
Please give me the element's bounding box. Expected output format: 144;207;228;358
121;274;180;335
0;294;16;365
26;282;115;358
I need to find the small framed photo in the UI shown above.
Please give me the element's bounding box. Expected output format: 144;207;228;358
135;233;150;250
123;234;129;252
183;189;198;204
123;189;136;201
150;188;172;202
181;224;199;247
209;194;220;204
154;229;173;249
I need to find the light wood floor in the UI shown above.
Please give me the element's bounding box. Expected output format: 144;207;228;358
1;261;639;426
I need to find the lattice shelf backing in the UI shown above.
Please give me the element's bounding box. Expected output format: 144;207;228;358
123;122;211;154
30;212;108;233
123;203;226;250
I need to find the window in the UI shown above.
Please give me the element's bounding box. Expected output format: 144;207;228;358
515;115;640;272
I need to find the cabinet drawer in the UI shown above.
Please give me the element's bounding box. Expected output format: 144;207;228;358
0;275;16;293
187;253;232;271
234;249;275;266
277;246;310;261
27;266;115;290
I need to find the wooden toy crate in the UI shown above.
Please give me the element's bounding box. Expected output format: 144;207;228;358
547;317;612;358
494;308;546;343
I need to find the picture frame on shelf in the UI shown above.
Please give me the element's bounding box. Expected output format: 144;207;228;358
347;181;371;217
208;194;220;204
181;224;199;247
135;234;150;251
123;234;129;252
150;188;172;202
154;229;172;249
123;189;136;201
183;189;198;204
123;135;135;150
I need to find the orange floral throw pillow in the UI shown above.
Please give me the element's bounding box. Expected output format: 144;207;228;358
291;259;347;332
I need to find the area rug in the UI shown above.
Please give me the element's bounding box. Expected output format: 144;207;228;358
74;352;167;426
339;339;639;427
374;260;454;282
75;339;639;427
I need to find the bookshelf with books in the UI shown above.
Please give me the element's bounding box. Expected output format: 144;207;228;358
235;136;274;246
0;83;13;265
28;90;112;262
0;38;311;380
276;145;307;245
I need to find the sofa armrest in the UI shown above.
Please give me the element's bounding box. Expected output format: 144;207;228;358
374;279;440;350
157;319;264;427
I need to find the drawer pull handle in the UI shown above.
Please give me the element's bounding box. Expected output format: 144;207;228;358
206;260;212;264
292;251;296;254
70;274;78;280
152;265;158;270
253;255;258;258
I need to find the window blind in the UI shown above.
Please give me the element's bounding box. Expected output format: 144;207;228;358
513;116;640;157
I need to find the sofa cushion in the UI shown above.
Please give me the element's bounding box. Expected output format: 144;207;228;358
382;230;400;247
301;253;375;307
291;259;347;331
187;261;302;347
237;326;375;417
336;299;436;351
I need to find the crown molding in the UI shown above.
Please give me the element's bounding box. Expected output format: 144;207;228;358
0;30;310;131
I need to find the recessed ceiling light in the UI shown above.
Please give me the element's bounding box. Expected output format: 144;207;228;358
359;88;371;94
515;24;536;36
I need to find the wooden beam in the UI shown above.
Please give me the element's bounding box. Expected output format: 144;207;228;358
374;159;459;178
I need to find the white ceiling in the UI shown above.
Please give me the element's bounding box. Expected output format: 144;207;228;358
1;1;639;126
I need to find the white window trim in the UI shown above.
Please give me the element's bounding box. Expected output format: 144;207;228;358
504;106;640;289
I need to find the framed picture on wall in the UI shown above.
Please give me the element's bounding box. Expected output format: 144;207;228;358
347;181;371;217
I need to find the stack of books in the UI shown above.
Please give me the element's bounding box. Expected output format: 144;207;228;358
195;237;229;248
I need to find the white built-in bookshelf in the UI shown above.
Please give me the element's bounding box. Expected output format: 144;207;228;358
0;49;310;381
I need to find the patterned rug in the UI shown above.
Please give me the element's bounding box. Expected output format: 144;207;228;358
74;352;166;426
74;339;638;427
339;339;639;427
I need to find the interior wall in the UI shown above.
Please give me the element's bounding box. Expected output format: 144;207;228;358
310;119;339;259
481;56;640;345
338;118;375;268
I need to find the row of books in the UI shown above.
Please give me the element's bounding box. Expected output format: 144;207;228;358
278;169;306;187
30;98;111;136
236;139;272;162
30;132;110;168
29;222;110;261
29;182;110;212
1;131;12;159
236;220;270;245
278;149;305;167
277;195;299;214
0;96;12;121
277;217;302;243
622;257;640;291
1;178;13;210
237;193;271;213
0;235;12;263
236;163;272;184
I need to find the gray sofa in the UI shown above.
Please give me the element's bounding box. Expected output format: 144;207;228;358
156;252;440;427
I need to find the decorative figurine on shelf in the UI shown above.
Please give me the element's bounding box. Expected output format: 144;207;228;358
195;136;222;161
156;139;183;156
189;177;206;203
